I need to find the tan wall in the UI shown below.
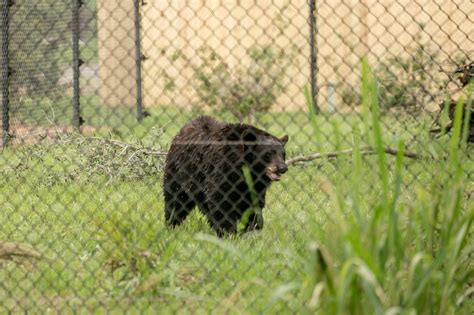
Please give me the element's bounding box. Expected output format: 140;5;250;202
97;0;136;106
140;0;311;111
97;0;474;111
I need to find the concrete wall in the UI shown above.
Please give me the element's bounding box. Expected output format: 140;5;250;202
97;0;136;106
97;0;473;110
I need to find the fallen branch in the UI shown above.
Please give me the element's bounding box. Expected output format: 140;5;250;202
58;133;168;156
61;135;426;164
0;241;43;260
83;138;425;164
84;136;168;156
287;146;425;166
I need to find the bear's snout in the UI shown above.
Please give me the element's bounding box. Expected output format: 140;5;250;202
265;162;288;181
277;164;288;174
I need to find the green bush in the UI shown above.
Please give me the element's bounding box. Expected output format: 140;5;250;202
375;40;442;111
167;44;294;121
340;33;468;111
1;130;166;186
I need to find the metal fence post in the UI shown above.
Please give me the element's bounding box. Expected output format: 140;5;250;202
308;0;319;113
1;0;10;146
72;0;83;131
134;0;144;122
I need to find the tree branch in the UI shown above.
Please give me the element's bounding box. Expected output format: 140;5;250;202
67;135;426;165
79;136;168;156
0;241;43;260
287;146;425;166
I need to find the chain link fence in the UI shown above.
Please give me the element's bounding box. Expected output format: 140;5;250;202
1;0;473;313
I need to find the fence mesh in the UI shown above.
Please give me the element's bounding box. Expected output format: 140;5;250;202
0;0;473;313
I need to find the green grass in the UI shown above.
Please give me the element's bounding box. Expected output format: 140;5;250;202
1;67;473;313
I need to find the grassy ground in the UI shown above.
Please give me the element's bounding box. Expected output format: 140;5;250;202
1;84;473;312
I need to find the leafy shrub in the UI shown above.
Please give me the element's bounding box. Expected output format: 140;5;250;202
340;34;467;111
168;44;294;121
375;40;442;111
1;129;166;186
340;86;362;108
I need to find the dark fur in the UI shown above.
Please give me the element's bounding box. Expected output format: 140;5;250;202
163;116;288;235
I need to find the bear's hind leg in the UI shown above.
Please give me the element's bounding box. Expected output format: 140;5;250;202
205;203;238;236
164;184;195;227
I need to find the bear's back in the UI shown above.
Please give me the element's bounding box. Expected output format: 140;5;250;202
167;116;227;179
173;116;226;144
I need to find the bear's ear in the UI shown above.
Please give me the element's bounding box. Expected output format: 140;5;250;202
242;129;257;143
221;125;240;141
279;135;289;146
241;128;257;151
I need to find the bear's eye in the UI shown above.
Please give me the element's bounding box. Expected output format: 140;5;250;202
263;151;274;161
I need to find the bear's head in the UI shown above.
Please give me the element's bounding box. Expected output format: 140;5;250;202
240;127;289;182
221;124;289;182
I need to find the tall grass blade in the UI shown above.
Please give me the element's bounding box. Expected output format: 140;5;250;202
304;84;322;145
362;58;391;274
350;129;363;228
388;140;404;268
363;59;389;208
241;164;263;230
460;82;473;146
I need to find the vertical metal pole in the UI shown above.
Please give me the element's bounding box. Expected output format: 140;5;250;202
72;0;82;131
1;0;10;146
308;0;319;113
133;0;144;122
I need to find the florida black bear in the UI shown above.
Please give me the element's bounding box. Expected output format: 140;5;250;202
163;116;289;235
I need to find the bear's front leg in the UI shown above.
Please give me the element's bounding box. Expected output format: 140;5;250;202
245;211;264;232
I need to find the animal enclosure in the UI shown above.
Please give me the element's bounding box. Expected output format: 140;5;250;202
0;0;473;313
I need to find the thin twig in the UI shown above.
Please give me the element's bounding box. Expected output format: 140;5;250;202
286;146;425;166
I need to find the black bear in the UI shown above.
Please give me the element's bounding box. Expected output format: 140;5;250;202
163;116;288;235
